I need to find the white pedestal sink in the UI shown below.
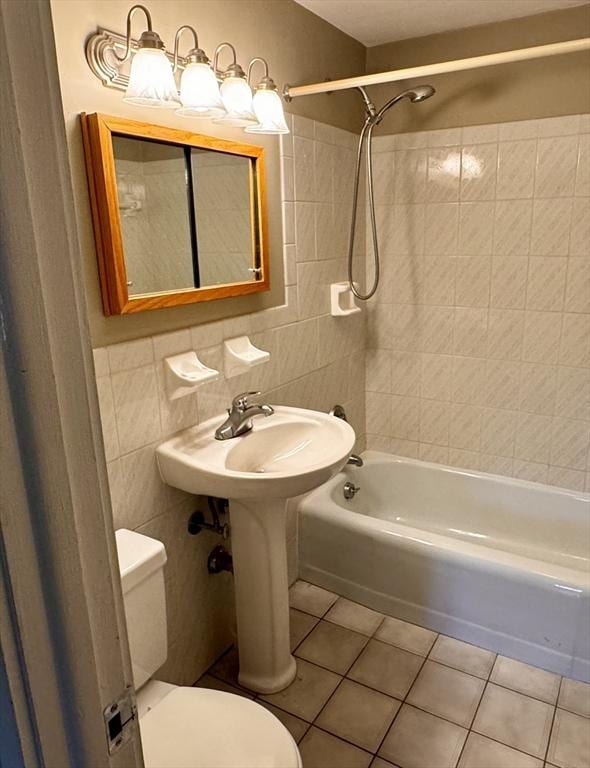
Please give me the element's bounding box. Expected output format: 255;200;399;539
156;406;355;693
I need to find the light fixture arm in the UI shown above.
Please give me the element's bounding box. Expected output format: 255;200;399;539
213;42;239;76
113;4;153;63
173;25;206;71
247;57;269;85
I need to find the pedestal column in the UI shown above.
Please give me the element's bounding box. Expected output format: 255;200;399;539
229;498;297;693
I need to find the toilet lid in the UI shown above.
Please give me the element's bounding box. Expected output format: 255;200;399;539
139;687;302;768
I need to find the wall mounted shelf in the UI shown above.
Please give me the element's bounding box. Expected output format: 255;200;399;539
330;282;361;317
164;351;220;399
224;336;270;378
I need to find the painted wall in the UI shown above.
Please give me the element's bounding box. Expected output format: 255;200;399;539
365;113;590;492
92;113;365;685
366;5;590;135
49;0;365;347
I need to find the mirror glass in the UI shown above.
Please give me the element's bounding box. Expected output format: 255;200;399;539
112;135;257;297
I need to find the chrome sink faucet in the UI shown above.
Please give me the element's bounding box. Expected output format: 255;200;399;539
215;391;274;441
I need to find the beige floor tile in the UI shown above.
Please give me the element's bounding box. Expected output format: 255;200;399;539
429;635;496;679
316;679;401;753
379;704;468;768
490;656;561;704
546;708;590;768
298;727;373;768
194;674;254;699
375;616;437;656
472;683;554;759
324;597;384;636
260;658;341;722
458;733;544;768
558;677;590;718
348;639;424;699
207;647;254;694
207;646;240;685
257;702;310;743
289;580;338;617
407;660;485;727
371;758;400;768
290;608;319;651
295;619;369;674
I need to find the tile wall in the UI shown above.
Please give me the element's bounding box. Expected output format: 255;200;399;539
366;114;590;492
93;113;365;685
94;109;589;686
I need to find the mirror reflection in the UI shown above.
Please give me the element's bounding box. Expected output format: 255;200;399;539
112;135;257;297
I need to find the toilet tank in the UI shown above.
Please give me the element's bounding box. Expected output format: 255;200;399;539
115;529;168;690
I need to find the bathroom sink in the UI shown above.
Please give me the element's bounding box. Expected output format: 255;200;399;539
156;404;355;696
156;406;356;500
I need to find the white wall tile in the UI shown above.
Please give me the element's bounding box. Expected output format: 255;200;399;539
293;136;315;202
461;144;497;201
496;139;536;199
493;200;533;255
526;257;568;311
112;365;161;454
427;149;460;202
425;203;459;254
565;258;590;313
458;202;494;256
93;347;110;377
530;198;573;256
522;311;562;364
560;313;590;367
96;376;119;461
534;137;578;198
108;338;153;373
575;134;589;196
569;198;590;256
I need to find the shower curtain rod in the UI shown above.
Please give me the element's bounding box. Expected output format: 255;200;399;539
283;37;590;100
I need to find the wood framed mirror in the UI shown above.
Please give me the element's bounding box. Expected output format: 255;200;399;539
80;113;269;315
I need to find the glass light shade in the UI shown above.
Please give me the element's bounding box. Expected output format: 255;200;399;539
245;88;290;134
124;48;180;108
176;62;225;118
215;75;256;126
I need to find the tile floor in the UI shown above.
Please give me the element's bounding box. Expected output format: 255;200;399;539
197;581;590;768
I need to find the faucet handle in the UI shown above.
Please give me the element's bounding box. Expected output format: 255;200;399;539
232;391;261;411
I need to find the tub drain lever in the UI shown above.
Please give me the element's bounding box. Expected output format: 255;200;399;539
343;481;360;500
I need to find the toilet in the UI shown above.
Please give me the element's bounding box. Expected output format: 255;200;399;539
115;528;302;768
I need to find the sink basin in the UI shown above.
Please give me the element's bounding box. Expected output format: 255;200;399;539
156;404;356;695
156;406;356;500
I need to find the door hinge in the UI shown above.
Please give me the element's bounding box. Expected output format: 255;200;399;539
103;688;137;755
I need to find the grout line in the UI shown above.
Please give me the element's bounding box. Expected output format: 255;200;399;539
543;676;563;764
288;610;321;654
203;587;586;764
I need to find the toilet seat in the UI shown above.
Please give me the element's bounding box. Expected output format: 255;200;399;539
139;685;302;768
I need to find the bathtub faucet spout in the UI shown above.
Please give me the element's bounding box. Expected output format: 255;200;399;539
347;454;364;467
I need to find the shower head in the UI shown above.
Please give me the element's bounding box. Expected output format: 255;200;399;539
358;84;436;122
405;85;436;102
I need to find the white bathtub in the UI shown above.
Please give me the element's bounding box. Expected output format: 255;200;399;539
298;451;590;681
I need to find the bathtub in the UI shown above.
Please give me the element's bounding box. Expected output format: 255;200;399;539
298;451;590;682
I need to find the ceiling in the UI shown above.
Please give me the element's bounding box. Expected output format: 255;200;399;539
293;0;589;47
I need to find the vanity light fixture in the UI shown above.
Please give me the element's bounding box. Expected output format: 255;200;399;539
245;58;290;135
85;5;290;134
213;43;257;127
116;5;179;107
173;25;224;119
